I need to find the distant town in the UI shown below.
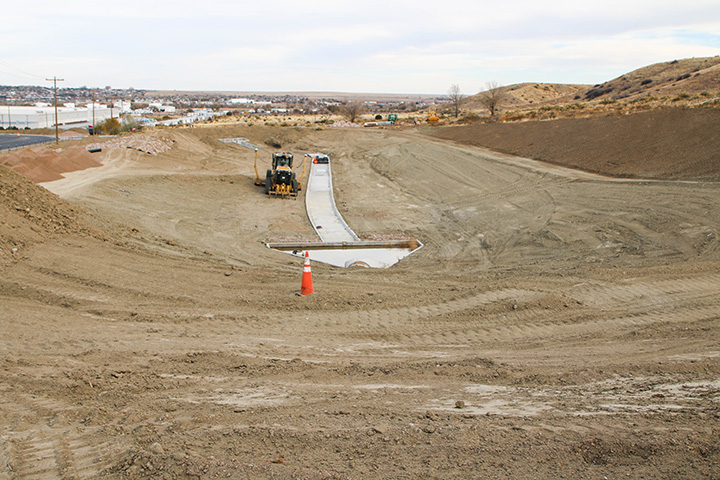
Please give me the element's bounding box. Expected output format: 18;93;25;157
0;84;447;130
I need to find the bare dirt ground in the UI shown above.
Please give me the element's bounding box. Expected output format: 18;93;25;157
1;119;719;479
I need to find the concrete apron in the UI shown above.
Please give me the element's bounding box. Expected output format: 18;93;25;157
267;159;422;268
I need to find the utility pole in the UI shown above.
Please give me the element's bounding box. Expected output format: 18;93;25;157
46;76;64;144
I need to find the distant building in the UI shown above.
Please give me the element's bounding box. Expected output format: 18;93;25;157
113;100;133;113
0;104;112;129
148;102;176;113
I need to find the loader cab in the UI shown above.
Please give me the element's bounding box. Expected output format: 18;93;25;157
272;152;294;169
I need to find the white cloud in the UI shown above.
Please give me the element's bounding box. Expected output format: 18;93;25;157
1;0;719;93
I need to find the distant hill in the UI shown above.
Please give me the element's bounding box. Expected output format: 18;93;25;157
464;56;720;112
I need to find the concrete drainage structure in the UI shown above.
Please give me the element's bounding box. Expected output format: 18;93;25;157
267;154;422;268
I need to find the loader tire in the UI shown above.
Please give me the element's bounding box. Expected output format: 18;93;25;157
265;170;272;194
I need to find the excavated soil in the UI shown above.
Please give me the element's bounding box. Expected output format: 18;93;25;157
1;115;719;479
431;107;720;180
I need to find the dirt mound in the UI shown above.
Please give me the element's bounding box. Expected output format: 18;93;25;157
0;164;105;259
429;107;720;180
1;144;102;182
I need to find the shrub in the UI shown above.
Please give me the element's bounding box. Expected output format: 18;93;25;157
121;115;140;133
585;87;614;100
95;117;121;135
640;79;653;85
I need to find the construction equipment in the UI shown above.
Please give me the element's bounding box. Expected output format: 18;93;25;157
252;148;263;186
262;152;306;198
217;138;265;186
427;110;439;123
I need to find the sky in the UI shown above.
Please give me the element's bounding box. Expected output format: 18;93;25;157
1;0;719;95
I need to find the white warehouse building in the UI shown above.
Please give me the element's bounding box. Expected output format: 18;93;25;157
0;103;115;129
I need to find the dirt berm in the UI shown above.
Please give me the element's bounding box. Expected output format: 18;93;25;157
0;114;719;479
430;107;720;180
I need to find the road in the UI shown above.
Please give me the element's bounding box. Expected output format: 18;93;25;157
0;133;54;150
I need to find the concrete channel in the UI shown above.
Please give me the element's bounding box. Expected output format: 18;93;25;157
267;153;422;268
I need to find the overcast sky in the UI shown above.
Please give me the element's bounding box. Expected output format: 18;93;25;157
1;0;719;95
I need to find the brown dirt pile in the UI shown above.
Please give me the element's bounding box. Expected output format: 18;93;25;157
0;164;105;260
1;144;102;182
429;107;720;180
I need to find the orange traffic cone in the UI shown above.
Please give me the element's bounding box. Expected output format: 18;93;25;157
300;251;314;295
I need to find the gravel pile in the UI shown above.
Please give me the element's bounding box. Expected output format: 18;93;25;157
327;120;362;128
87;135;175;155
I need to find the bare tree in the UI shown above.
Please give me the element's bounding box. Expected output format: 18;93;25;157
480;81;505;117
343;101;364;123
448;84;464;117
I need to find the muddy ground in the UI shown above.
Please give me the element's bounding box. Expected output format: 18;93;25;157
1;117;719;479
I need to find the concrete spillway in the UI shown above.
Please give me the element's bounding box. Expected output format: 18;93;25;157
305;162;360;243
267;154;422;268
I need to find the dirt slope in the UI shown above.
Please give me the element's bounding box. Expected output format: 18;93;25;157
1;125;719;479
429;107;720;180
0;164;106;261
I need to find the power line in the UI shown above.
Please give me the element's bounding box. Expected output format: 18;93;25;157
0;58;44;81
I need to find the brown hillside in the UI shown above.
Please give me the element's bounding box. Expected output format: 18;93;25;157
582;56;720;103
463;56;720;112
429;108;720;180
464;83;587;111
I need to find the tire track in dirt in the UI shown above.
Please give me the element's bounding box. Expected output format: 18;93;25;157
268;272;720;355
0;436;12;480
5;427;122;480
0;393;126;480
569;272;720;308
